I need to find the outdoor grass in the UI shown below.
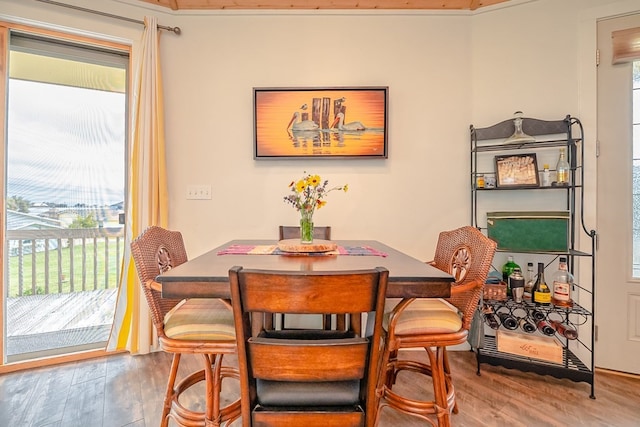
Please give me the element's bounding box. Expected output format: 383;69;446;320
7;238;124;297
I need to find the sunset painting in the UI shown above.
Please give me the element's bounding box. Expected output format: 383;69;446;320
253;87;388;159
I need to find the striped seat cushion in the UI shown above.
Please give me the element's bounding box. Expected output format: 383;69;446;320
164;298;235;341
385;298;462;335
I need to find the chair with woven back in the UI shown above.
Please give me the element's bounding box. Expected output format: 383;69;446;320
130;226;241;427
376;225;497;427
228;266;389;427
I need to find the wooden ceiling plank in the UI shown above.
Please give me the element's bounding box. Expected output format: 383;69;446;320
142;0;509;10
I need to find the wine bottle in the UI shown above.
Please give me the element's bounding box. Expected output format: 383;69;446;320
484;313;500;330
518;317;537;333
551;320;578;340
556;147;570;185
530;309;546;322
551;257;574;307
532;262;551;306
498;312;518;330
502;256;520;296
536;319;556;336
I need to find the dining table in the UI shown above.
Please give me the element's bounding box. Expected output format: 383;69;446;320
156;239;454;300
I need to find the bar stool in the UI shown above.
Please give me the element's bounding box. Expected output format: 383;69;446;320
131;226;241;427
376;226;496;427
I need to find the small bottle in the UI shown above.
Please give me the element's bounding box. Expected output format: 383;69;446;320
518;317;537;333
551;257;574;307
556;148;570;185
502;256;520;296
541;164;551;187
498;312;518;330
551;320;578;340
536;319;556;336
524;262;535;301
532;262;551;306
476;173;485;189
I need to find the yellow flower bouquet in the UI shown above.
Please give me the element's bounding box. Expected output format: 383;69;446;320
283;172;348;243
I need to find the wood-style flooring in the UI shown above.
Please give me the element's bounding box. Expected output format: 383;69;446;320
1;349;639;427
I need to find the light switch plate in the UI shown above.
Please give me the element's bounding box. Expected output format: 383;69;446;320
186;185;211;200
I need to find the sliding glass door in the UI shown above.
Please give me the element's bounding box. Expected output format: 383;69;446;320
2;27;129;363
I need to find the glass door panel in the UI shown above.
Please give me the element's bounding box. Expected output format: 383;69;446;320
4;32;128;362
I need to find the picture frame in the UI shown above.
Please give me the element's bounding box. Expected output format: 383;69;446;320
494;153;540;188
253;86;388;159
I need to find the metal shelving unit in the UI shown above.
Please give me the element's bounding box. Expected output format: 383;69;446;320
470;115;597;398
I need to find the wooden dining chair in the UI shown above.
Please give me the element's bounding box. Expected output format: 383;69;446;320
277;225;335;330
228;266;389;427
376;226;496;427
278;225;332;240
130;226;241;427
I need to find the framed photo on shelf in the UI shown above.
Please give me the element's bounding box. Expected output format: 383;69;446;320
253;86;388;159
494;153;540;188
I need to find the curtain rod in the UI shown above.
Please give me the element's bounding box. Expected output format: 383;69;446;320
34;0;181;35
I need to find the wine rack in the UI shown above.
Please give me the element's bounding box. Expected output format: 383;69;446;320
470;115;596;398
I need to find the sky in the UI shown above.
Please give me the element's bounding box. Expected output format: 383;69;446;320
6;79;125;207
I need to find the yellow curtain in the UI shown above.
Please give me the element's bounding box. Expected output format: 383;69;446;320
107;16;169;353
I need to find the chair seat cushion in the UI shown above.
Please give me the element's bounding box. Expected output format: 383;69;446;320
164;298;235;341
257;379;361;406
385;298;462;335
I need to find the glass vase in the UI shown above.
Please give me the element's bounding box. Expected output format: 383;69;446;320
300;213;314;244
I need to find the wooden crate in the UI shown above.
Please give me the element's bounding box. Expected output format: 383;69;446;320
496;330;563;364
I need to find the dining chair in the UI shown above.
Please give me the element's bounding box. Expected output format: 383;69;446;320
228;266;389;427
278;225;332;240
376;226;496;427
277;225;336;330
130;226;241;427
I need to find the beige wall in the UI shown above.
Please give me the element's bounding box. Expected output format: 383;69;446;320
1;0;638;263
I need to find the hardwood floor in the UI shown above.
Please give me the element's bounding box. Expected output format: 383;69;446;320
1;349;639;426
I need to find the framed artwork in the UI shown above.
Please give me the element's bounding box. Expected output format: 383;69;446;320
494;153;540;188
253;86;388;159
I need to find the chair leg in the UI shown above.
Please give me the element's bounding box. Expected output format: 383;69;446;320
442;349;458;414
163;353;181;427
426;346;451;427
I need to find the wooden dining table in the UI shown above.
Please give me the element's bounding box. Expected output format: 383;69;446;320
156;239;453;299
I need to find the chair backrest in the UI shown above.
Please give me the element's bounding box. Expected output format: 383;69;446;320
279;225;331;240
130;226;188;335
431;226;497;329
228;266;388;427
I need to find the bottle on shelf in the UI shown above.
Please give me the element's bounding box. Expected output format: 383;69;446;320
555;147;570;185
532;262;551;306
498;312;518;330
518;317;537;333
529;308;546;322
541;164;551;187
550;320;578;340
502;256;520;296
524;262;535;301
551;257;574;307
484;312;500;330
536;319;556;336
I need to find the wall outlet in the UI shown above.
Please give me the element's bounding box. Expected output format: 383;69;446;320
186;185;211;200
